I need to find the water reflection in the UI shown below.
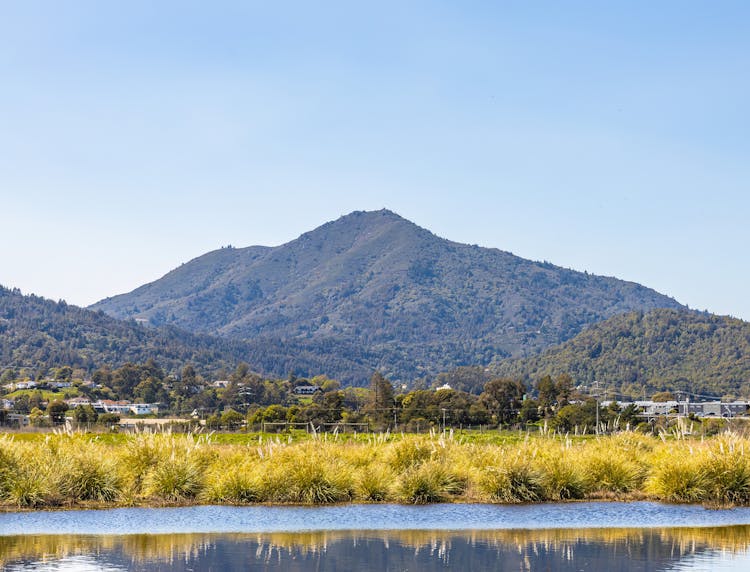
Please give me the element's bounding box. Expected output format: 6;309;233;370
2;528;750;571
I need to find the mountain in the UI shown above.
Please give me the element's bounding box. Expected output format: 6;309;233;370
91;209;683;383
491;309;750;398
0;285;249;377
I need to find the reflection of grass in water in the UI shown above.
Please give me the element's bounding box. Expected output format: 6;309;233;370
2;527;750;566
3;430;750;507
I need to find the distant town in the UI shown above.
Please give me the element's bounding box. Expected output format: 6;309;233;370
1;367;747;433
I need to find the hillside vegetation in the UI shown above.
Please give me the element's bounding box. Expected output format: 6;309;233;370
0;286;249;377
91;209;682;382
491;309;750;398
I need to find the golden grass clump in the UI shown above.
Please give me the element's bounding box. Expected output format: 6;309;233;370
474;448;546;503
354;464;395;502
113;432;212;503
647;450;706;503
398;460;465;504
143;454;204;502
203;456;262;504
54;440;123;503
579;442;646;495
0;437;20;500
700;436;750;505
256;441;355;504
385;438;435;472
538;450;587;500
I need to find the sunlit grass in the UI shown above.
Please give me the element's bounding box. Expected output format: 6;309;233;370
1;429;750;508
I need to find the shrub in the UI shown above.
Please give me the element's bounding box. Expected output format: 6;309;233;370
386;439;434;472
204;463;261;504
144;454;204;502
701;440;750;505
478;455;546;503
398;461;464;504
648;453;706;503
540;455;586;500
355;464;394;501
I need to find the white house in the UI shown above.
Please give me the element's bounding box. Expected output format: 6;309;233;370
130;403;159;415
294;385;321;395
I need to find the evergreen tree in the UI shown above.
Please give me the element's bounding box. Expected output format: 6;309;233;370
368;371;395;427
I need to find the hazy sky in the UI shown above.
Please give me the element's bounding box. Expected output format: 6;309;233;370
1;1;748;319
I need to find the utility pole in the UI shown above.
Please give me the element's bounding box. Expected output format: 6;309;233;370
594;380;600;435
442;408;446;434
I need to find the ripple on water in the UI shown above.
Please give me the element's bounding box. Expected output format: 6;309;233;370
4;502;750;536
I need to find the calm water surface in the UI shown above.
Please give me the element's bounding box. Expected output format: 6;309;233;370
2;503;750;570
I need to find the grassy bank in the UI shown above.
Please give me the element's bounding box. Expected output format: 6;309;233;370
1;429;750;509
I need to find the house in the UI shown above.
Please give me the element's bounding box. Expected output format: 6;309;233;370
49;381;72;389
6;413;29;427
687;401;749;418
14;381;38;390
294;385;321;395
212;380;230;388
66;397;92;408
130;403;159;415
93;400;134;414
606;399;750;419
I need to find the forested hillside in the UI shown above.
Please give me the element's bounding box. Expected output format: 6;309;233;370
92;209;683;381
491;309;750;398
0;286;249;377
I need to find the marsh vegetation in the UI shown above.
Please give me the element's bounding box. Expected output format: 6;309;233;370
2;429;750;509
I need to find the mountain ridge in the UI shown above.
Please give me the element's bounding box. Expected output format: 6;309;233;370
490;308;750;398
0;285;248;377
90;209;684;382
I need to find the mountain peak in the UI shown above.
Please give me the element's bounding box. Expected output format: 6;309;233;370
318;208;417;231
91;210;684;384
293;208;431;250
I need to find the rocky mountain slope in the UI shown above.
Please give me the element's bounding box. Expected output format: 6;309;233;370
91;209;683;382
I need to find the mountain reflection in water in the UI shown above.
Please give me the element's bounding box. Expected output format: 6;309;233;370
2;528;750;571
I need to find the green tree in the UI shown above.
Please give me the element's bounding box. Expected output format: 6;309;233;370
652;391;675;402
260;404;288;423
112;363;142;398
54;366;73;382
74;404;98;424
133;377;167;404
553;398;602;432
479;378;525;426
536;375;557;415
46;400;69;425
368;371;395;427
12;394;30;414
29;407;46;427
98;412;121;425
29;390;45;411
205;413;222;429
221;409;244;430
519;398;541;423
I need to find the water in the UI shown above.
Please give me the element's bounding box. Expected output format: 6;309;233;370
2;503;750;570
5;502;750;535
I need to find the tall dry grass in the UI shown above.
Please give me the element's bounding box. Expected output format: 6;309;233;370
2;429;750;507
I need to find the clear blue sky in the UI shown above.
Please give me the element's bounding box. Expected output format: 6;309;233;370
1;1;749;319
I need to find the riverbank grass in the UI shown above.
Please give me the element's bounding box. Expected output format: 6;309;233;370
3;430;750;508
